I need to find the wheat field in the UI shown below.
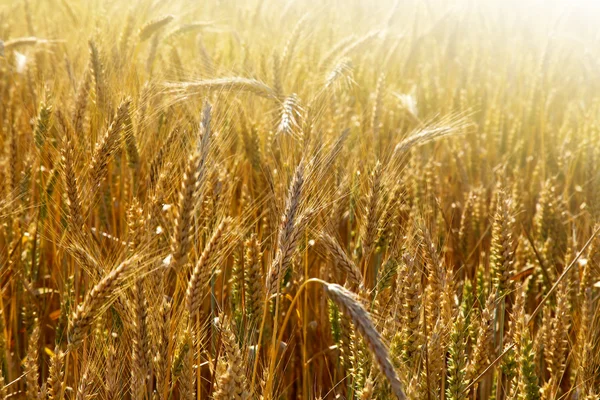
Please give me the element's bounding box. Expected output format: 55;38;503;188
0;0;599;399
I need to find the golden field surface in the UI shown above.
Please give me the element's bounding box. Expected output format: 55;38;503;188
0;0;599;399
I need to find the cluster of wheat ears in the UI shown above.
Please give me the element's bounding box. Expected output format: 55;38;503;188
0;0;599;399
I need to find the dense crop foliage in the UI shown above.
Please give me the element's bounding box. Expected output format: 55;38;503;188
0;0;599;399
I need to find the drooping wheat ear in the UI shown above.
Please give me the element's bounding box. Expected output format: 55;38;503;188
131;279;149;400
361;161;383;260
319;232;363;290
166;21;214;40
3;37;40;51
62;140;85;231
89;98;131;188
467;291;496;382
186;218;230;314
122;102;139;171
325;283;406;400
164;78;277;99
170;103;212;271
47;346;65;400
72;70;91;138
25;320;41;400
33;98;52;149
213;320;252;400
392;124;460;162
88;39;108;112
266;161;305;294
244;234;264;325
490;192;515;296
68;260;133;349
139;15;174;42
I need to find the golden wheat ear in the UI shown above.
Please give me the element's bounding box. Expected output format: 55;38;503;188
266;160;306;295
186;217;231;314
170;102;213;272
88;98;132;189
164;77;277;99
213;317;252;400
67;260;135;349
139;15;174;42
318;231;363;290
325;283;406;400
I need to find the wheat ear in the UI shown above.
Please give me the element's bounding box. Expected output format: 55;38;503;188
165;77;277;99
25;321;41;399
89;98;131;188
325;283;406;400
266;161;305;295
319;232;363;290
47;346;65;400
186;218;230;314
68;260;133;349
170;103;212;271
139;15;174;42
